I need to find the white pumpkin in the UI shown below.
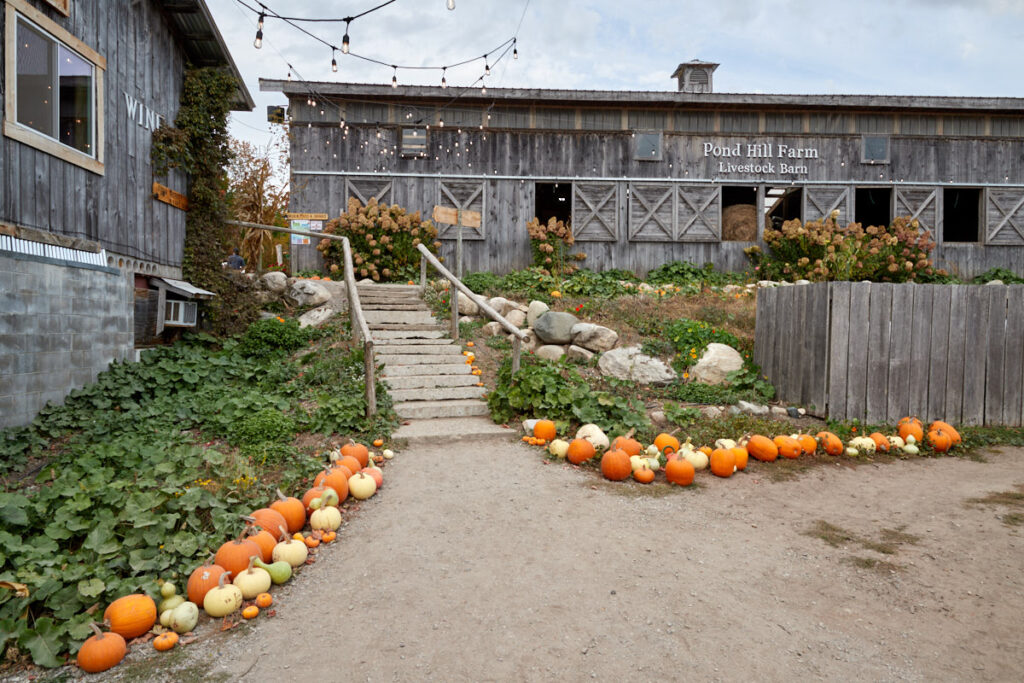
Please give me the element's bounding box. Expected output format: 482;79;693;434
348;472;377;500
845;446;859;457
645;457;660;472
272;536;308;568
310;505;342;531
848;436;876;453
548;439;569;459
714;438;737;450
169;601;200;634
629;455;645;473
683;449;709;471
887;435;905;448
575;423;609;451
645;444;661;458
902;444;920;455
203;573;243;617
233;560;272;600
382;448;395;460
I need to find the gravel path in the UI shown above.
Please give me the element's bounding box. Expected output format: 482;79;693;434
106;441;1024;682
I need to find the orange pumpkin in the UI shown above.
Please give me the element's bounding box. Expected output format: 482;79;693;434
341;441;370;468
929;420;961;444
653;433;680;455
321;530;337;543
898;416;923;428
361;466;383;488
214;533;262;580
730;446;749;471
322;467;351;503
600;449;633;481
302;486;327;513
533;420;557;441
248;508;288;539
249;528;277;563
76;623;126;673
304;535;320;548
773;436;801;459
816;431;844;456
709;448;736;477
927;428;953;453
610;435;643;456
187;557;227;606
103;594;157;639
270;490;306;533
898;421;924;443
242;605;260;619
338;455;363;479
566;438;596;465
255;592;273;608
664;458;695;486
153;631;179;651
373;438;384;447
632;464;656;484
698;445;713;457
796;434;818;456
868;432;890;452
746;435;778;462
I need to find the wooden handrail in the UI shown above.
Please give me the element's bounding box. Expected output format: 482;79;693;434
225;219;376;417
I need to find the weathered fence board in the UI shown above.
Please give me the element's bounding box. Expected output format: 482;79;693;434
758;282;1023;426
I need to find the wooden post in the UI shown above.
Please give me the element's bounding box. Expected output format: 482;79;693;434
364;340;376;418
419;253;427;295
511;336;521;376
450;281;459;340
456;212;464;279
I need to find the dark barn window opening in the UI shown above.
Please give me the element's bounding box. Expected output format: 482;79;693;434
721;185;758;241
943;188;981;242
535;182;572;225
764;186;803;230
855;187;892;228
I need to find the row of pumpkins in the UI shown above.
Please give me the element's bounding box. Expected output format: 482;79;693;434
529;417;961;484
75;441;388;674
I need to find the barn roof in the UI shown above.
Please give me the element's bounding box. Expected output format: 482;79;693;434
260;79;1024;114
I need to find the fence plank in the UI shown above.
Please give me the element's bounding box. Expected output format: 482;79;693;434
827;282;852;420
944;286;969;424
908;285;933;420
1004;286;1024;427
754;288;773;379
804;283;830;413
866;284;893;423
984;286;1009;426
788;284;808;403
846;283;872;422
961;287;990;426
886;284;915;423
929;287;953;422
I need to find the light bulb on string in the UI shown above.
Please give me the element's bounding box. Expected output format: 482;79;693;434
253;28;263;49
441;67;447;88
342;21;350;54
257;11;264;30
513;38;518;60
481;82;486;95
484;56;490;76
392;66;398;88
331;49;337;72
447;0;455;9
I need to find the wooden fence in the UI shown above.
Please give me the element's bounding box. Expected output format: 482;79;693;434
754;282;1024;426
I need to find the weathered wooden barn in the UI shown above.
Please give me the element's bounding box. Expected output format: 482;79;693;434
0;0;252;428
266;61;1024;277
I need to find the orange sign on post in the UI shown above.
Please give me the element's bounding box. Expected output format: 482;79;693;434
152;182;188;210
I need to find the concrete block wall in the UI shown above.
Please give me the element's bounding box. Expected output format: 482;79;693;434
0;253;133;429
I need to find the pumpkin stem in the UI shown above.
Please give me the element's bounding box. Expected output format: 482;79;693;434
88;622;105;638
240;515;257;525
246;556;257;573
276;488;288;502
217;571;232;587
624;428;635;439
277;525;289;543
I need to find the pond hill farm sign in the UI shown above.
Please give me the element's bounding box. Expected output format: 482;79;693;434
704;141;820;176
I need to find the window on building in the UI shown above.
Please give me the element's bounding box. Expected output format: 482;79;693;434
721;186;758;241
633;131;662;161
943;188;981;243
764;187;802;230
855;188;892;228
861;135;889;164
4;3;105;174
535;182;571;225
400;127;427;157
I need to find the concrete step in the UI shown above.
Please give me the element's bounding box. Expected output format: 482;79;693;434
370;327;445;337
381;363;472;377
377;353;471;366
358;293;423;300
362;303;429;311
377;344;463;356
393;416;515;443
375;337;453;346
364;310;438;325
358;284;420;294
383;373;480;390
390;385;486;402
394;399;490;419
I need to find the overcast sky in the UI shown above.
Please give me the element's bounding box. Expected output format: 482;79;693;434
206;0;1024;148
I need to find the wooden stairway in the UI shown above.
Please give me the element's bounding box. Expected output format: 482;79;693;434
359;283;513;442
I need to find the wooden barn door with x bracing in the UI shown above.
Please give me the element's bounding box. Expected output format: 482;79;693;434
676;185;721;241
627;183;674;241
435;180;485;240
572;182;619;241
986;188;1024;245
803;186;852;224
345;177;393;207
894;187;940;237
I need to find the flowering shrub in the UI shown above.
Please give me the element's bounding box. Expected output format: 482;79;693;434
744;212;943;283
526;216;585;277
318;196;440;282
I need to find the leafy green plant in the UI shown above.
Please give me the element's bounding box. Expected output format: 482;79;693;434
972;267;1024;284
238;316;317;359
462;271;503;295
646;261;747;288
560;269;636;299
637;318;744;373
229;408;296;447
663;401;701;426
497;267;557;300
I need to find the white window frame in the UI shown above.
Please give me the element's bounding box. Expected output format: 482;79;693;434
4;0;105;175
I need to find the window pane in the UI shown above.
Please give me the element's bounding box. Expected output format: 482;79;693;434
58;45;93;154
16;20;55;137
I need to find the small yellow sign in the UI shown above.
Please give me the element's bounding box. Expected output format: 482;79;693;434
286;212;329;220
432;205;482;229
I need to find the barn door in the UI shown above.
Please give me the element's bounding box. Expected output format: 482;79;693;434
572;182;618;241
345;177;393;207
676;185;721;241
436;180;485;240
628;183;674;241
894;187;939;237
985;188;1024;245
803;186;851;223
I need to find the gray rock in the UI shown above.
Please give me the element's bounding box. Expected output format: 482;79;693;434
457;292;480;316
597;346;676;384
770;406;788;417
786;406;801;418
506;309;527;328
649;410;668;426
728;405;743;416
527;300;549;326
298;305;336;328
533;311;580;344
757;280;777;288
722;284;743;294
985;279;1005;286
738;400;769;416
535;345;566;361
260;271;288;293
690;343;744;386
566;344;594;362
459;315;474;325
522;418;538;435
509;328;540;352
487;296;516;316
794;279;811;285
570;323;619;353
700;406;724;419
289;280;332;307
797;408;806;416
482;321;504;337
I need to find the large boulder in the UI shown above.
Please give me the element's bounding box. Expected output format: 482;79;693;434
535;345;566;362
505;309;527;328
597;346;675;384
566;345;594;362
289;280;331;307
260;271;288;293
570;323;618;353
526;300;550;327
298;305;335;328
533;311;579;345
487;296;516;316
457;291;479;316
482;321;504;337
508;328;540;352
689;343;744;385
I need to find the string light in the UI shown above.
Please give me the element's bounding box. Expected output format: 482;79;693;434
447;0;456;9
253;26;263;48
342;20;351;54
484;56;490;76
391;66;398;88
513;38;518;60
441;67;447;88
331;49;337;72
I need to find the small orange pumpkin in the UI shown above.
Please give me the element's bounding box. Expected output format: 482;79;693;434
248;527;278;563
898;421;924;443
76;623;126;673
270;489;307;533
632;464;656;484
242;605;260;619
796;434;818;456
698;445;713;457
214;532;262;580
255;593;273;608
103;594;157;639
341;441;370;468
373;438;384;447
610;435;643;456
248;508;288;539
153;631;179;651
709;448;736;478
338;455;363;479
653;433;680;455
533;420;557;441
868;432;890;452
322;467;351;503
566;438;595;465
187;556;227;606
773;436;801;459
664;458;695;486
304;535;320;548
321;530;337;543
816;431;844;456
927;428;953;453
929;420;961;445
746;435;778;462
600;449;633;481
730;446;748;471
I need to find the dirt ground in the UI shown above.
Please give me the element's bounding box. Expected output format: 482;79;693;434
83;442;1024;682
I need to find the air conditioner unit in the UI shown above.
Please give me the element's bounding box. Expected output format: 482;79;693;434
164;300;198;327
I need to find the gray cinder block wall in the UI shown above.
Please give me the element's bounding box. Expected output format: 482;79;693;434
0;253;133;429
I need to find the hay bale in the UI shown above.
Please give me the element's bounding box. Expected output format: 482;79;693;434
722;204;758;241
